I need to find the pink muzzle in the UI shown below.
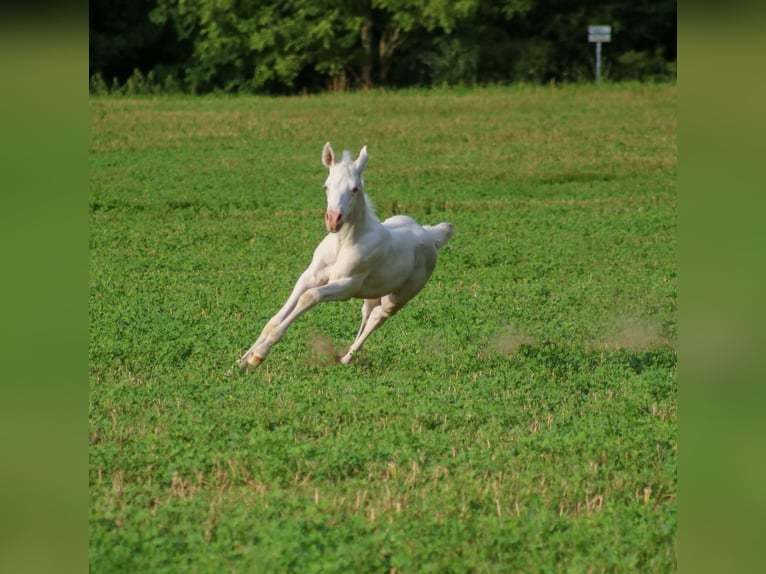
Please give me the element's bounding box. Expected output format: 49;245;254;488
325;210;343;232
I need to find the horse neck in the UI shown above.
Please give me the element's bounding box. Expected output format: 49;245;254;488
340;191;378;240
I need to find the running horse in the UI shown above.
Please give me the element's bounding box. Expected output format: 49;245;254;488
239;142;454;368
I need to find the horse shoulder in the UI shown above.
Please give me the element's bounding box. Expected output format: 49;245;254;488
304;234;338;281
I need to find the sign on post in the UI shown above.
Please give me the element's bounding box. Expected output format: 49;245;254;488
588;25;611;84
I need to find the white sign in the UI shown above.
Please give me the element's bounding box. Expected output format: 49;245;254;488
588;25;611;43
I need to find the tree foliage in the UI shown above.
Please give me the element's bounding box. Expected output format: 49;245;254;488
89;0;676;94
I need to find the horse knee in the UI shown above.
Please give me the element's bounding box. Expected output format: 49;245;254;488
381;295;407;317
376;302;401;319
298;290;319;307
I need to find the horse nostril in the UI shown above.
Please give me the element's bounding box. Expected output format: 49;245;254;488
325;210;342;230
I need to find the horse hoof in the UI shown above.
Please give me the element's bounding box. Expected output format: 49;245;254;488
239;352;264;368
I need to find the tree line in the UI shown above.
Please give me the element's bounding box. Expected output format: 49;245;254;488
90;0;676;94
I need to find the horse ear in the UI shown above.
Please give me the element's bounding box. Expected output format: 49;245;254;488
322;142;335;168
355;145;368;172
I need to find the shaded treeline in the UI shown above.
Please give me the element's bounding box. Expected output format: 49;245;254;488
90;0;675;94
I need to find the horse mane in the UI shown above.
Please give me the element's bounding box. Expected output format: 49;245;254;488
362;192;379;223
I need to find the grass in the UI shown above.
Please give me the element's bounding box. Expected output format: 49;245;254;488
90;83;676;572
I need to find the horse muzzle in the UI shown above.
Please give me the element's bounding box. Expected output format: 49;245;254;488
325;210;343;233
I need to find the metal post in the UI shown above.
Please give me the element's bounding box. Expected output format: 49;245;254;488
588;25;610;84
595;41;602;84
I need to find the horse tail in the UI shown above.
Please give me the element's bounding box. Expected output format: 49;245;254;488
424;222;454;250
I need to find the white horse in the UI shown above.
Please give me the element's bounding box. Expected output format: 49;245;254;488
239;142;454;368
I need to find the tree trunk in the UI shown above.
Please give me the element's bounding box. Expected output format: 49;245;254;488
378;26;400;86
360;17;373;89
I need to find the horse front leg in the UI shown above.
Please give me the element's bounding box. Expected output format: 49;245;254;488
239;268;322;368
240;276;359;368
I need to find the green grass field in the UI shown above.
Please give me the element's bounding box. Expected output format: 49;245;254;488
89;83;677;572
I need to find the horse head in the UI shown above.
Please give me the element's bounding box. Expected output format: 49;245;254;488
321;142;368;233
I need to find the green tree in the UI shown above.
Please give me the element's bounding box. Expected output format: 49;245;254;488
149;0;484;92
93;0;675;93
368;0;480;85
90;0;187;86
150;0;361;92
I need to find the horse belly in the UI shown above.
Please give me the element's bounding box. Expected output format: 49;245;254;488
356;228;436;299
355;254;414;298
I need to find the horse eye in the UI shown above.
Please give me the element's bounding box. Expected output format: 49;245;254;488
351;186;359;193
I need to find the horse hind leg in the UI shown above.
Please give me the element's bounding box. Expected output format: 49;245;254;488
355;298;381;340
338;298;381;362
340;257;437;365
340;294;407;365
